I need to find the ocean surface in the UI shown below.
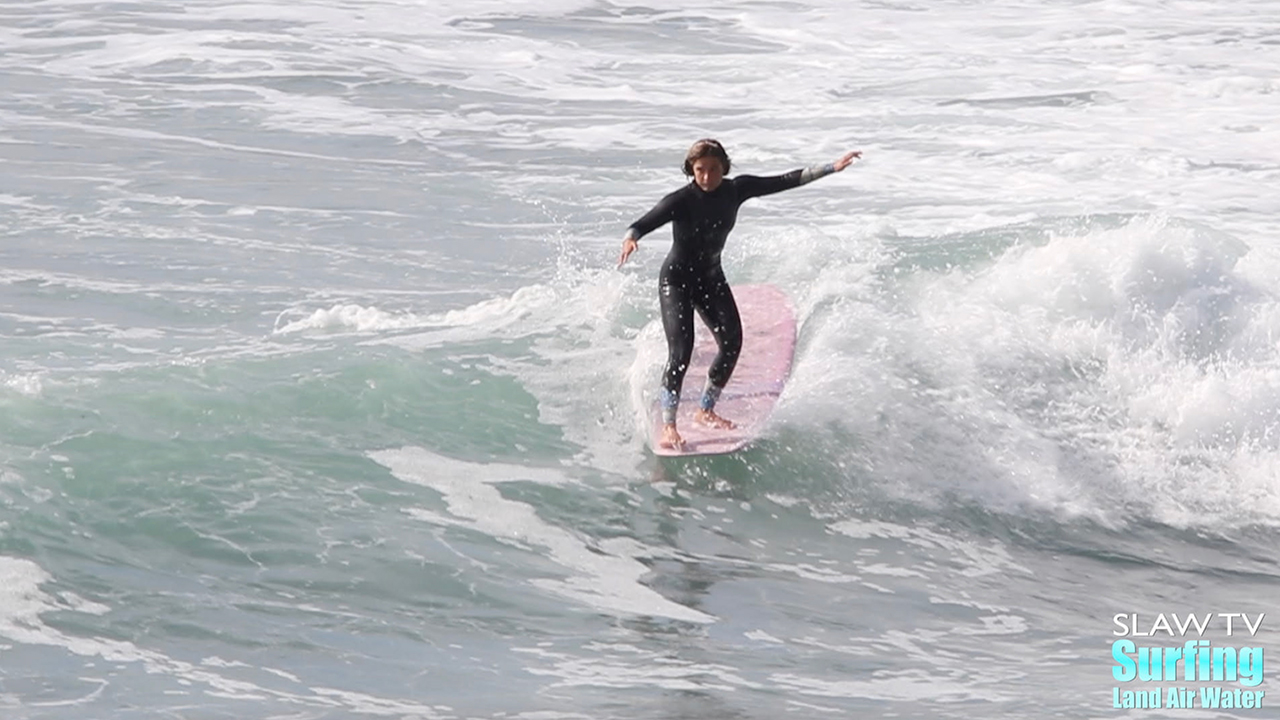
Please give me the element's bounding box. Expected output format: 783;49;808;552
2;0;1279;717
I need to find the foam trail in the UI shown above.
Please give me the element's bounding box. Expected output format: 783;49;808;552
370;447;714;623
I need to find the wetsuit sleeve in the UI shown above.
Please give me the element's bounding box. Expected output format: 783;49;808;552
734;163;839;202
625;190;683;241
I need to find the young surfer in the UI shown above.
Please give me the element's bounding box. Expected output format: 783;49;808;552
618;139;860;450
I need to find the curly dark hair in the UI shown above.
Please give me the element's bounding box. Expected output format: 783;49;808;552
682;138;731;176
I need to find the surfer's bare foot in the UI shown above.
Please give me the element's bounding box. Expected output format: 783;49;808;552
694;409;736;429
659;423;685;450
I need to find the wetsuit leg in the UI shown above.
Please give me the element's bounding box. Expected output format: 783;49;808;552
659;266;696;423
693;268;742;402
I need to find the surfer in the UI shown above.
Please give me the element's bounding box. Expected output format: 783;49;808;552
618;139;860;450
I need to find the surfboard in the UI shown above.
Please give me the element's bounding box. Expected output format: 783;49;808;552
650;283;797;457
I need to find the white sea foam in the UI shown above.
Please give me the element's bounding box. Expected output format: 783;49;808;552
285;284;567;337
777;213;1280;527
274;303;430;334
513;645;760;691
1;372;43;398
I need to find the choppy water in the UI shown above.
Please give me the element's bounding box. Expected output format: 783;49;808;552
2;1;1279;717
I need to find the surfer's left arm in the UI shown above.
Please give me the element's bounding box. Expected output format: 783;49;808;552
736;151;862;200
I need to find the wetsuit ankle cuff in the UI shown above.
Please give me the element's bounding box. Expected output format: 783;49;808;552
660;388;679;424
699;381;723;411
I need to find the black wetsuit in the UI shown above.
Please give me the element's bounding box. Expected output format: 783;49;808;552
626;168;829;419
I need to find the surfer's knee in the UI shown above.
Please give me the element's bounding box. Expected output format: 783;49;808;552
725;333;743;356
718;333;742;362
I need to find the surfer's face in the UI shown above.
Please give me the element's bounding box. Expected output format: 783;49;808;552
691;156;725;192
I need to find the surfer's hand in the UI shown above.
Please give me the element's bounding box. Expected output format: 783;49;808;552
833;151;861;171
617;237;638;268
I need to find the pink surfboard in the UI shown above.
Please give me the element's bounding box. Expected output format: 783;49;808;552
650;284;797;457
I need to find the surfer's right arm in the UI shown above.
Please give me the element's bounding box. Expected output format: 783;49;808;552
618;189;682;268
